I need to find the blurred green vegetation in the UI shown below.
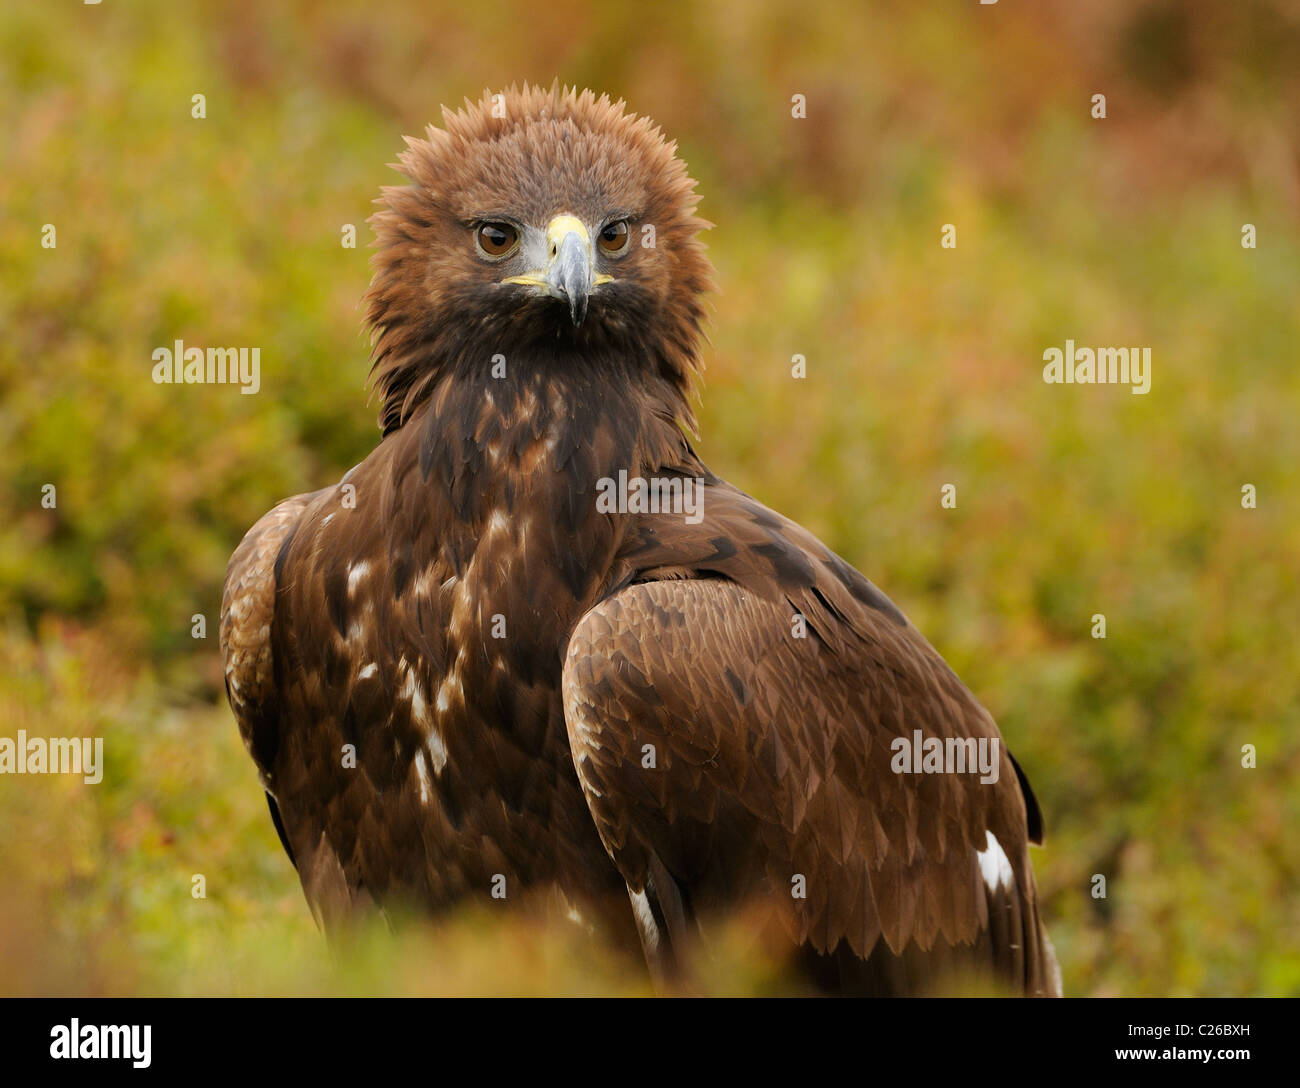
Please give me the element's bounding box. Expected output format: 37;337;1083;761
1;0;1297;995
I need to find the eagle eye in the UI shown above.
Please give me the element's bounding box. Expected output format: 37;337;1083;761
597;219;631;255
475;221;519;259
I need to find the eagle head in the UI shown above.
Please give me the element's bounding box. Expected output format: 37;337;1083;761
365;84;715;434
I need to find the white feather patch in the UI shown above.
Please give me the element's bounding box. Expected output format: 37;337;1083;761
427;731;448;775
413;749;431;804
346;561;370;595
628;888;660;951
976;830;1015;892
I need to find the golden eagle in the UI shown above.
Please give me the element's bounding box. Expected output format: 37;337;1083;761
221;84;1060;996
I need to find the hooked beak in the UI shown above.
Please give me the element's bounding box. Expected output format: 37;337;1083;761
502;214;613;327
548;219;593;326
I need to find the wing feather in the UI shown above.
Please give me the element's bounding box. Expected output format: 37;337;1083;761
219;489;326;782
563;484;1059;994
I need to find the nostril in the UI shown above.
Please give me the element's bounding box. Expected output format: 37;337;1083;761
549;243;557;259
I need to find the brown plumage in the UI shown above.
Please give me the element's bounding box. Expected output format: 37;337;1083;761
221;84;1060;995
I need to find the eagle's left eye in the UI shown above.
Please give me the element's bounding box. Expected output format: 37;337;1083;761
476;222;519;258
598;219;631;255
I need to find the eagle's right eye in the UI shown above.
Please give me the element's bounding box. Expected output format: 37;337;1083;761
475;222;519;258
598;219;631;255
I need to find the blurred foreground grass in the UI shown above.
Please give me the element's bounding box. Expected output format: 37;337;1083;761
1;0;1298;995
